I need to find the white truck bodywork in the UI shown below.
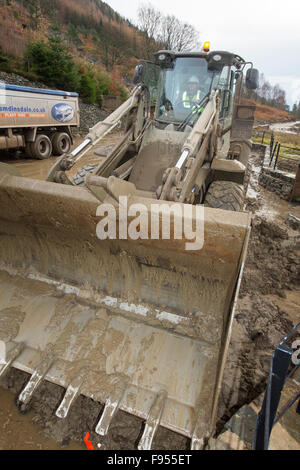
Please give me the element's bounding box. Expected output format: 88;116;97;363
0;83;79;155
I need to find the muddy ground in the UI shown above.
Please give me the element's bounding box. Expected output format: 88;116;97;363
0;139;299;450
277;157;299;174
217;150;300;433
270;120;300;134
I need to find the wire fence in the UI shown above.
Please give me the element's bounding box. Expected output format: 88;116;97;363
253;129;300;173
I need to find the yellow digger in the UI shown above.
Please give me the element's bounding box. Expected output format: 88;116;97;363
0;48;259;449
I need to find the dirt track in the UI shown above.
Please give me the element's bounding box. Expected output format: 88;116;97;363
0;141;299;450
0;133;122;181
270;120;300;134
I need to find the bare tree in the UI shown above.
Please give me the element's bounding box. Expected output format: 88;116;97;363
138;3;200;54
243;72;288;111
272;84;286;110
158;15;177;51
138;3;162;58
138;3;161;40
159;15;200;51
260;80;272;104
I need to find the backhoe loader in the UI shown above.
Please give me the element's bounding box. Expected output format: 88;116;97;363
0;49;259;449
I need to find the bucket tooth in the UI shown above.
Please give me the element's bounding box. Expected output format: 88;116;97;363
95;380;127;436
138;390;167;451
0;342;24;379
191;437;205;450
18;353;55;406
191;410;211;450
55;370;88;419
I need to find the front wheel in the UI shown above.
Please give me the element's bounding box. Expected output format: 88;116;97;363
204;180;245;211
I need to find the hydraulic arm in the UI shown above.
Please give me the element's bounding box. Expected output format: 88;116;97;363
46;85;142;184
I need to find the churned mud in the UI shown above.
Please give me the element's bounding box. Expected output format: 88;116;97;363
0;142;299;450
0;380;83;450
0;132;123;181
0;368;188;450
217;149;300;432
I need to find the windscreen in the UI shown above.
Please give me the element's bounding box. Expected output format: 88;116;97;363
156;57;222;123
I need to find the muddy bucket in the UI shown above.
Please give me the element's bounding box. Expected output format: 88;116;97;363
0;169;251;449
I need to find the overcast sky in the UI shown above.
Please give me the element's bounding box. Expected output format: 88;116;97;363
105;0;300;107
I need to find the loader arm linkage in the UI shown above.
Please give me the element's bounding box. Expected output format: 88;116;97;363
158;91;220;203
46;86;143;185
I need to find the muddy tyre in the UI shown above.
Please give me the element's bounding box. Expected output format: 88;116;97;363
204;180;245;211
73;165;98;186
51;132;71;156
30;135;52;160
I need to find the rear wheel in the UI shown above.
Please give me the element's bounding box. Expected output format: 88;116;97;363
204;180;245;211
30;135;52;160
51;132;71;156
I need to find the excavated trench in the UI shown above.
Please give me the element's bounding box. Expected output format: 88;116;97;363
0;142;299;450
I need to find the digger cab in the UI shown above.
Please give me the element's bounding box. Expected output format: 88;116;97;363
134;50;248;132
129;50;258;195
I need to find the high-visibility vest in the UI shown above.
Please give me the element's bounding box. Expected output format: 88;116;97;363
182;90;202;108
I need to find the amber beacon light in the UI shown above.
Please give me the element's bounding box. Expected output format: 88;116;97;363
203;41;210;52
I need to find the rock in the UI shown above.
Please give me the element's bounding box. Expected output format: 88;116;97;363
258;172;293;200
77;101;108;134
286;214;300;231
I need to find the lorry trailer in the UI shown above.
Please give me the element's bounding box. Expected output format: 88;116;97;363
0;83;79;159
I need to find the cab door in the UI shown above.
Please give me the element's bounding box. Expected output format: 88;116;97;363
216;66;236;158
218;66;236;130
139;60;160;115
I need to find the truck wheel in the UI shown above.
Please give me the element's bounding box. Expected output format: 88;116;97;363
30;135;52;160
204;180;245;211
52;132;71;156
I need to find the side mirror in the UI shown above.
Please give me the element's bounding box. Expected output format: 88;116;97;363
133;64;144;85
246;68;259;90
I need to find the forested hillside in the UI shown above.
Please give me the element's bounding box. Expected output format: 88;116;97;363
0;0;144;69
0;0;149;103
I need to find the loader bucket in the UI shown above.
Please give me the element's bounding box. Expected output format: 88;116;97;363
0;169;251;449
